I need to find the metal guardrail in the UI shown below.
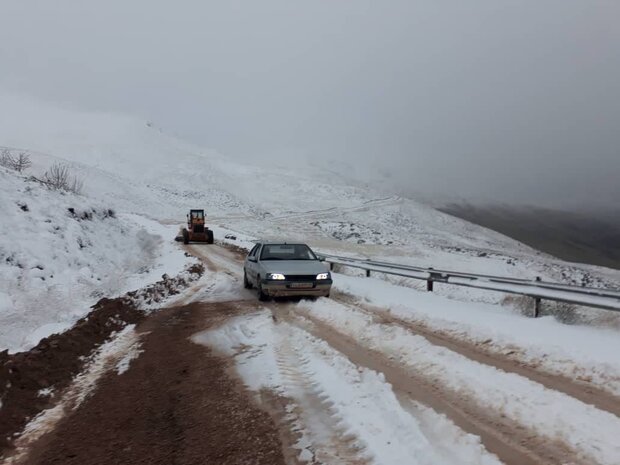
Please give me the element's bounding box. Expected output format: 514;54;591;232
317;253;620;316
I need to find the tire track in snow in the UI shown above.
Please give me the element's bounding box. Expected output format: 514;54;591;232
271;317;372;465
202;308;498;465
284;308;590;465
332;292;620;418
269;197;401;221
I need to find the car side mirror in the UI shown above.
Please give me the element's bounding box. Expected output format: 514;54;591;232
248;256;257;263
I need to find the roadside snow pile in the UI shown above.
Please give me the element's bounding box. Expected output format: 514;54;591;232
127;263;205;310
0;168;188;353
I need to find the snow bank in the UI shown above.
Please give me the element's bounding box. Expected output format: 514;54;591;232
299;298;620;465
0;169;191;352
332;272;620;396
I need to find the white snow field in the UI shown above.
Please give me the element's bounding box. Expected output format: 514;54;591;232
2;91;620;463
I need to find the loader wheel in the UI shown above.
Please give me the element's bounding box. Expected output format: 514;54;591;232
206;230;214;244
183;230;189;245
243;270;252;289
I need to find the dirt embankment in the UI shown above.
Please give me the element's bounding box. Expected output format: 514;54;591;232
0;264;204;458
20;302;286;465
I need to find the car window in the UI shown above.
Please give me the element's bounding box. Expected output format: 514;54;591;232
249;244;260;257
260;244;317;260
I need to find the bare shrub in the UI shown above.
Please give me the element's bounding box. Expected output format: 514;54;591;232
69;175;84;195
502;294;585;324
0;149;31;173
502;294;535;316
0;148;12;168
542;301;582;325
37;163;84;194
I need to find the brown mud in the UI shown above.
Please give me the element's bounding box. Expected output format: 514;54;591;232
18;302;285;465
0;264;204;458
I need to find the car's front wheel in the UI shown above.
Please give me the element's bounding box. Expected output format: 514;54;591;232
243;269;253;289
257;279;269;302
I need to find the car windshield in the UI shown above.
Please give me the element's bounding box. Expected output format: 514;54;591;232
260;244;317;261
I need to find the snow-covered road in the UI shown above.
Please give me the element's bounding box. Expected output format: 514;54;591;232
190;243;620;465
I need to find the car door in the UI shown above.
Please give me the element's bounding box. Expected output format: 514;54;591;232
247;243;261;284
252;243;263;284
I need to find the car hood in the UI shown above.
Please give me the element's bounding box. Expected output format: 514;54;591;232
260;260;328;275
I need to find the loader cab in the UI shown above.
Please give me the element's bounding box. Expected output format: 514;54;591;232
188;210;205;228
189;209;205;221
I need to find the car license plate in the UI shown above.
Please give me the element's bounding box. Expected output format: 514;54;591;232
289;282;313;289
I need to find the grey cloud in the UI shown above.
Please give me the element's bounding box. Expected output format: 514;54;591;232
1;0;619;209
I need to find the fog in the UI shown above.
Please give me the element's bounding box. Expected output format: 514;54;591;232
1;1;619;210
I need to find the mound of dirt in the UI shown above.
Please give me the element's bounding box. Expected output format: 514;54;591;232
0;297;144;455
0;264;205;457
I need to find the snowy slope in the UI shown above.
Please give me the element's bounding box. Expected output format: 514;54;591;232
0;167;192;352
1;91;619;352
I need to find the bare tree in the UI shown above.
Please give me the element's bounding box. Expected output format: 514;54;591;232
0;149;32;173
13;153;32;173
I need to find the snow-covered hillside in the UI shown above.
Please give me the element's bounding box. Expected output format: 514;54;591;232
0;166;192;352
1;91;619;351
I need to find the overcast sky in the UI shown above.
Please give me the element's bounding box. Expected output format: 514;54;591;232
1;1;619;210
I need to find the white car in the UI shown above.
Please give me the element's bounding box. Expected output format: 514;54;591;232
243;242;332;301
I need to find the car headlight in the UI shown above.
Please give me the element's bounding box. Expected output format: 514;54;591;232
316;272;330;280
267;273;286;280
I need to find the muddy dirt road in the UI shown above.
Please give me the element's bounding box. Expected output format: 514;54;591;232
9;301;284;465
187;244;620;465
3;243;619;465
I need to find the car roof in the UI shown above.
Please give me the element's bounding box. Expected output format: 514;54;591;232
255;241;310;246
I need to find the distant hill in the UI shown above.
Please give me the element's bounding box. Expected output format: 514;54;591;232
440;204;620;270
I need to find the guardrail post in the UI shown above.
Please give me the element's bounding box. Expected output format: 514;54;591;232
329;262;334;271
366;269;371;278
427;268;434;292
533;277;541;317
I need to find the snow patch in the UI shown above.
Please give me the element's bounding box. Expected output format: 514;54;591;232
299;298;620;465
333;273;620;396
193;311;501;465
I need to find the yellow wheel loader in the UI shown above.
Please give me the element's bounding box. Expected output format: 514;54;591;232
182;209;214;244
